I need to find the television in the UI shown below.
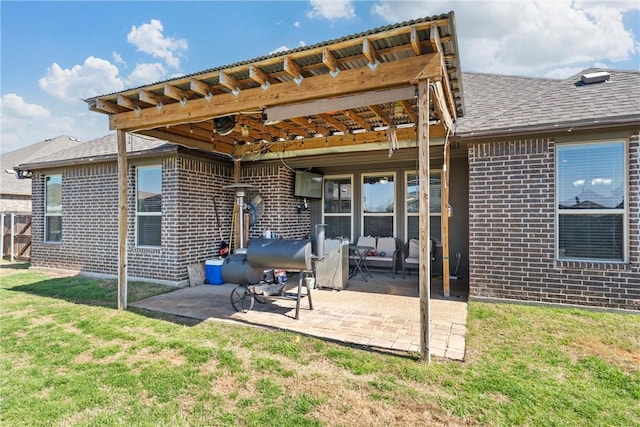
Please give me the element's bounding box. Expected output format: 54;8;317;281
294;171;323;199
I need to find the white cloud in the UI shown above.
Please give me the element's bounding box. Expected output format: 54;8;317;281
0;92;111;154
38;56;124;102
127;19;187;69
371;0;639;77
269;40;307;56
112;51;126;66
307;0;355;20
0;94;51;121
127;63;167;87
0;94;72;153
293;21;301;28
269;45;291;55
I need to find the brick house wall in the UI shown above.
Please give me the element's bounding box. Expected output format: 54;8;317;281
32;163;120;274
242;165;311;240
31;153;234;285
468;133;640;310
30;154;311;285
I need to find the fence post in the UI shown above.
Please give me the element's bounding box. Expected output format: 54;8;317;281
10;213;15;263
0;213;4;261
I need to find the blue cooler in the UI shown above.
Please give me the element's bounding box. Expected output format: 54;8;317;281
205;259;224;285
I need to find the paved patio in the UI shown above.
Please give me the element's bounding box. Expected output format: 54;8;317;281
130;272;468;360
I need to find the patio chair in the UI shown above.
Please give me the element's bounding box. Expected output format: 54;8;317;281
402;238;436;278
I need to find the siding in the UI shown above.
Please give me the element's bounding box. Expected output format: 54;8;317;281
468;133;640;310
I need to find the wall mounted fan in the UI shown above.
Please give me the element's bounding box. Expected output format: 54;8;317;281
244;189;265;226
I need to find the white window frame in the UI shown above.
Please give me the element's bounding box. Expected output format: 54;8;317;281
135;164;162;248
322;174;354;241
44;174;62;243
555;139;628;263
405;170;442;241
361;171;396;237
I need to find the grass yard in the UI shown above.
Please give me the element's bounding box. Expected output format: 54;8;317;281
1;268;638;426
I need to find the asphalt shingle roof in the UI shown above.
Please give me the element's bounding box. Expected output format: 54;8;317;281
456;68;640;137
1;135;83;196
19;133;176;170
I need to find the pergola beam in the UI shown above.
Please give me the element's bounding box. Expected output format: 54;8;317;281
109;53;441;131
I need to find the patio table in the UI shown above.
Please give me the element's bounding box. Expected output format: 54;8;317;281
349;245;374;281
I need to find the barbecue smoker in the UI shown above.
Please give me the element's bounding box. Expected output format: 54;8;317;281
222;224;326;319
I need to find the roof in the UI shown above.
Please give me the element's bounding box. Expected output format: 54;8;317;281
85;13;463;158
1;135;83;196
456;68;640;138
18;133;178;170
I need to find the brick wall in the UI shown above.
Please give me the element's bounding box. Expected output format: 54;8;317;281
468;134;640;310
31;164;120;274
242;165;311;240
30;154;313;285
30;154;234;284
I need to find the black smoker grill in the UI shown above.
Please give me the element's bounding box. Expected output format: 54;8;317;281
222;224;325;319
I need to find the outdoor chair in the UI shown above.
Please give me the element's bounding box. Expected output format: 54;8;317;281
402;238;436;278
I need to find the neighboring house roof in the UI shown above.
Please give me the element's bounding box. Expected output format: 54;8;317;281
456;68;640;138
1;135;83;196
18;133;177;170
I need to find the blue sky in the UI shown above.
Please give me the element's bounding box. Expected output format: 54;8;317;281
1;0;639;153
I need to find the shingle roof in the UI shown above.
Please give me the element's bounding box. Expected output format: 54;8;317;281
456;68;640;137
18;133;177;170
1;135;83;196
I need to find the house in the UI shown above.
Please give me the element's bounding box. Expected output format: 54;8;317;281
457;69;639;310
18;13;639;310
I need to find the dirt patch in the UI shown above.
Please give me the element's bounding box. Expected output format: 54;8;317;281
127;347;187;367
572;337;640;373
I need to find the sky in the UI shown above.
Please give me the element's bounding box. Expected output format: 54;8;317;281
1;0;639;154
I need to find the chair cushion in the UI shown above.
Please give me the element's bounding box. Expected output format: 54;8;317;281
408;239;419;258
376;237;396;256
357;236;377;250
405;257;419;266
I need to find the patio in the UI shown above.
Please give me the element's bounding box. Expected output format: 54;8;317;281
130;271;468;360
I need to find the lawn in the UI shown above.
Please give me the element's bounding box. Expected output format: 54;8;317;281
1;268;638;426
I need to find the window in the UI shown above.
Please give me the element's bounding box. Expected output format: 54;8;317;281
136;165;162;247
405;171;442;242
322;175;353;240
45;174;62;242
362;172;395;237
556;141;626;261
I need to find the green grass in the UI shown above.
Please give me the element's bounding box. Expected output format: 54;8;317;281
1;269;638;426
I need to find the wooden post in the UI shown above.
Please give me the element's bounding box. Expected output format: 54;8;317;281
441;140;451;297
117;130;128;310
0;213;4;260
418;79;431;363
10;213;15;262
233;159;242;250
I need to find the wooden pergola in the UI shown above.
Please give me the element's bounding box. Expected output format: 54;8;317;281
85;13;464;362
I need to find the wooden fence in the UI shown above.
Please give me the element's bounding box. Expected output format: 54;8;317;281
1;212;32;262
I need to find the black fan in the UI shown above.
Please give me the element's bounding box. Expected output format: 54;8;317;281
214;115;236;136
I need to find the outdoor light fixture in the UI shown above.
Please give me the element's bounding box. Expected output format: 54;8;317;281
214;116;236;136
16;170;33;179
